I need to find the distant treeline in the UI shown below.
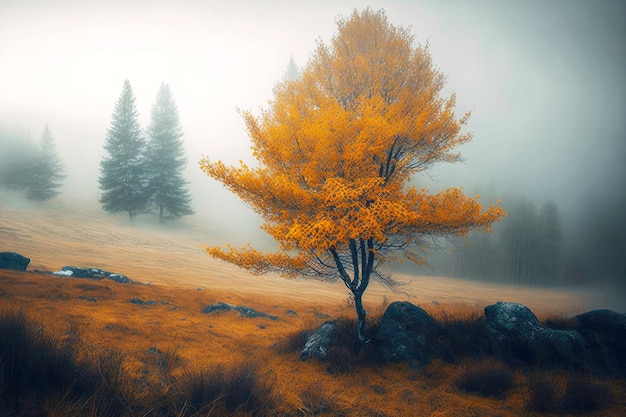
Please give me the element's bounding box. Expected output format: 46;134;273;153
438;197;564;285
406;191;625;291
400;192;576;286
0;125;65;201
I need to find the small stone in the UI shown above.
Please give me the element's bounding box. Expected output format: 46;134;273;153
301;320;337;361
202;302;278;320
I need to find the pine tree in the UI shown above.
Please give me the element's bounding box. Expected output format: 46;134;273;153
283;55;301;81
25;125;66;200
145;82;193;222
99;79;148;223
0;127;36;192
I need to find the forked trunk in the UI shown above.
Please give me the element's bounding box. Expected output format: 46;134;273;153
330;239;374;344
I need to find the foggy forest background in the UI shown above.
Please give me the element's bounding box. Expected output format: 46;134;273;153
0;0;624;309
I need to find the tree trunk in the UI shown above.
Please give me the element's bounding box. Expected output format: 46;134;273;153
329;240;373;344
353;289;368;343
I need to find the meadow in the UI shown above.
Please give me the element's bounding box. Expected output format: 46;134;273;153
1;203;623;416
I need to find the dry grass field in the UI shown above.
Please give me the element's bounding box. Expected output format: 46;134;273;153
1;203;624;416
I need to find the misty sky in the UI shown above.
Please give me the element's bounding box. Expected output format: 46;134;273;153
1;0;624;236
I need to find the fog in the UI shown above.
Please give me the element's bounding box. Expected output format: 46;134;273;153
1;1;624;305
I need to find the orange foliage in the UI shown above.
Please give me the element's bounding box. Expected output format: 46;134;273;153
201;9;504;275
199;9;505;336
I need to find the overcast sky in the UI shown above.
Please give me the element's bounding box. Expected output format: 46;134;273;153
1;0;624;233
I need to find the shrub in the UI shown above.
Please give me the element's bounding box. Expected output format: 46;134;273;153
525;372;612;414
299;381;339;416
275;328;312;354
437;312;490;362
180;361;275;414
525;371;558;412
63;349;146;417
0;307;78;409
542;315;578;331
326;318;382;374
180;368;223;414
144;345;184;379
0;307;148;417
221;362;271;411
0;306;277;417
557;376;612;413
455;359;514;398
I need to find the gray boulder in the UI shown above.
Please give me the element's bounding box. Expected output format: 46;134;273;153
574;309;626;377
375;301;440;365
301;320;337;361
202;302;278;320
0;252;30;271
484;302;587;366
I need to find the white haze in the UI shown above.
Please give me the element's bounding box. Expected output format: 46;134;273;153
1;0;624;291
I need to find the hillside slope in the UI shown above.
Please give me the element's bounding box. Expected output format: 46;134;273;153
0;203;588;316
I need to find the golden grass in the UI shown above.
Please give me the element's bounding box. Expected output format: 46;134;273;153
1;270;625;416
1;204;588;317
1;204;623;416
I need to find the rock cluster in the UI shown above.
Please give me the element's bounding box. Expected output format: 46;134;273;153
301;300;626;377
53;266;136;284
0;251;137;284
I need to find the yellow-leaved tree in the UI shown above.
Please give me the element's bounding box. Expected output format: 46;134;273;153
200;8;506;342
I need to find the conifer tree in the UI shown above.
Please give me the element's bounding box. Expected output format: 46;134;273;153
25;125;65;200
145;82;193;222
283;55;301;81
99;79;147;223
0;127;36;192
